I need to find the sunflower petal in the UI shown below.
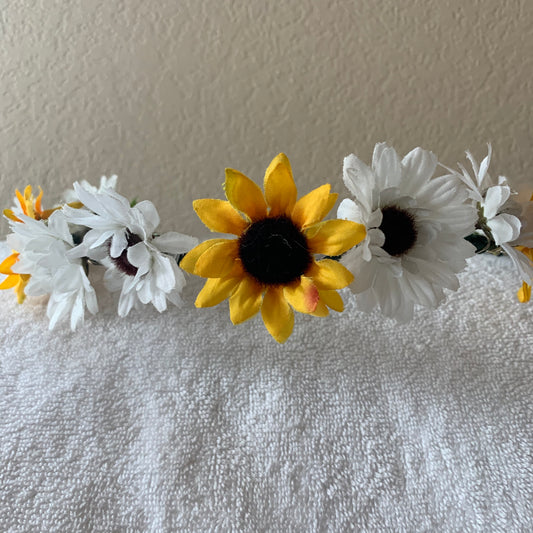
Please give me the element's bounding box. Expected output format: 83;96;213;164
180;238;228;274
229;277;263;324
292;184;337;228
264;153;297;217
0;275;18;290
261;286;294;343
195;275;242;308
518;281;532;303
283;277;319;314
0;253;19;275
306;219;366;256
193;199;249;235
225;169;267;221
318;290;344;312
306;259;354;289
310;299;329;317
194;240;239;278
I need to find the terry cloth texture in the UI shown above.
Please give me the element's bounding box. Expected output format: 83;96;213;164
0;240;531;532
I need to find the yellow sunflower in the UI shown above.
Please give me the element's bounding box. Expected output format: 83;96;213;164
181;153;366;343
1;185;58;303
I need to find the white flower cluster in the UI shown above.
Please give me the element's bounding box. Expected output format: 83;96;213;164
2;179;197;330
337;143;533;321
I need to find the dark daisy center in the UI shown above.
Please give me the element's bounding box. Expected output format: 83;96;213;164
238;216;312;285
110;231;142;276
379;206;418;257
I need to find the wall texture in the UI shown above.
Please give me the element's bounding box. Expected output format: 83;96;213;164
1;0;532;236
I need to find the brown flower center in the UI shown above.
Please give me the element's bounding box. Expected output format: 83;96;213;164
110;232;142;276
238;216;312;284
379;206;418;256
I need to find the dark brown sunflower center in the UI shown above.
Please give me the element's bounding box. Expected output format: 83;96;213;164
238;216;312;285
110;231;142;276
379;206;418;256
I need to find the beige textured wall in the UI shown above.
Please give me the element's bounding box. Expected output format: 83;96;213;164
1;1;532;237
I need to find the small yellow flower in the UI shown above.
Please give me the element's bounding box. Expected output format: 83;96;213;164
3;185;57;223
181;153;366;343
0;252;30;304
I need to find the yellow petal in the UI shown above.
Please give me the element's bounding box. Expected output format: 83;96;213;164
195;274;242;308
15;189;28;216
283;277;319;314
263;153;297;217
318;290;344;312
517;245;533;262
23;185;32;201
34;187;44;215
193;199;249;235
225;168;267;221
0;253;19;275
194;240;239;278
518;281;531;303
15;275;29;304
310;299;329;317
306;259;354;289
229;276;264;324
3;209;22;223
0;275;18;290
180;239;228;274
292;184;338;228
261;286;294;343
306;219;366;256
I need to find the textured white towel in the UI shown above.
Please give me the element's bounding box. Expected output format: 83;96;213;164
0;240;531;532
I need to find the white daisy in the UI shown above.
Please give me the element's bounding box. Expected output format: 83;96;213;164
63;183;198;316
338;143;476;322
7;211;98;330
452;146;533;294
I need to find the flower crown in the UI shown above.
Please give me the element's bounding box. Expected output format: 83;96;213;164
2;144;532;342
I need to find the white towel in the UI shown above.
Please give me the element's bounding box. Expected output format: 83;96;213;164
0;240;531;532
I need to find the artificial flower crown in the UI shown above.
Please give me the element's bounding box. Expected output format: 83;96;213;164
1;145;532;342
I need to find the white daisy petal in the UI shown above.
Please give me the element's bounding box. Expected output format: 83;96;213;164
127;242;151;270
401;147;437;194
488;213;522;246
47;295;71;330
152;232;198;254
484;185;511;220
110;230;129;258
134;200;160;234
476;143;492;188
118;288;136;317
337;198;364;223
152;255;175;293
372;143;402;189
342;154;375;213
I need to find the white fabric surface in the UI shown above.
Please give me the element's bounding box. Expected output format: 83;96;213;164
0;240;532;532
